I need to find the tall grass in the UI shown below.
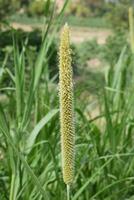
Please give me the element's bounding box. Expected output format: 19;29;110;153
1;2;134;200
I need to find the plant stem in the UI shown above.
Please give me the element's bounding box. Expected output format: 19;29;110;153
129;7;134;53
67;185;70;200
9;173;15;200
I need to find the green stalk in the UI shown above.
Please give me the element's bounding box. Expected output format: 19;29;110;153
128;7;134;53
67;185;70;200
9;173;15;200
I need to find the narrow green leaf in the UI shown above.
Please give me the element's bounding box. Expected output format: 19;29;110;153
0;104;9;136
26;109;58;153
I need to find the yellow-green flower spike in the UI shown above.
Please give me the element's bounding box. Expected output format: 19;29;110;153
59;23;75;185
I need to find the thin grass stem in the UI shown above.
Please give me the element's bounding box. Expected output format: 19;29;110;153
67;184;70;200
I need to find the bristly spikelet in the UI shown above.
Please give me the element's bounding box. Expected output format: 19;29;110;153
59;23;75;185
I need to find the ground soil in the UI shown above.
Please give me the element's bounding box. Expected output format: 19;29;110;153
71;26;111;44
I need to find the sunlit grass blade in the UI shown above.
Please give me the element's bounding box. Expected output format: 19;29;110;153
26;109;58;154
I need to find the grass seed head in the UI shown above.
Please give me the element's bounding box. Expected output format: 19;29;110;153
59;23;75;185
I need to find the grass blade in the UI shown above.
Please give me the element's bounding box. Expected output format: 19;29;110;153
26;109;58;153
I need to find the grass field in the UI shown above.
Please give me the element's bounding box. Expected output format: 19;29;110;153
1;1;134;200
